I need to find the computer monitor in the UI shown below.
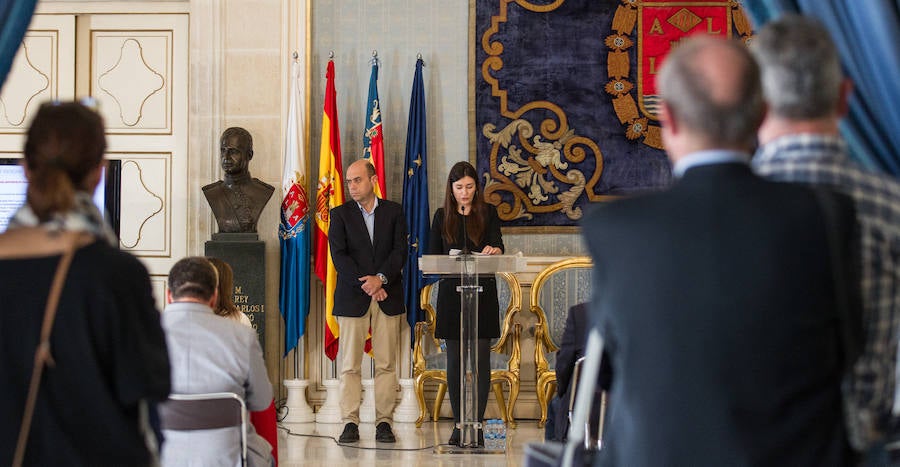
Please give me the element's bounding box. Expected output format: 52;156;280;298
0;158;121;236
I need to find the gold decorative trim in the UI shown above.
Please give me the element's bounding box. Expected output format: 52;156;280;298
501;225;580;235
606;0;754;149
528;256;593;427
478;1;611;228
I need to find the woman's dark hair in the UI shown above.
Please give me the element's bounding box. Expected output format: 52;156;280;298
23;101;107;221
207;256;241;320
442;161;487;245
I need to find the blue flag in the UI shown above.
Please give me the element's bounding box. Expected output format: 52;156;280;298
280;59;311;356
0;0;38;88
402;58;430;347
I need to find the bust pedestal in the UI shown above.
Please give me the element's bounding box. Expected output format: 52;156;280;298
205;233;266;348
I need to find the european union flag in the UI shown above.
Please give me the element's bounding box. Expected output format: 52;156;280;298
402;58;430;346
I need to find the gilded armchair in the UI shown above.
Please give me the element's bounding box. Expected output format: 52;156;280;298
530;256;593;427
412;272;523;428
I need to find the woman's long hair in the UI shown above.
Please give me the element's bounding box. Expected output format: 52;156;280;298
207;257;242;320
23;101;106;221
441;161;487;246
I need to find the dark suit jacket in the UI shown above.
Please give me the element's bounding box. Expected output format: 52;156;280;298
328;198;407;317
553;302;611;441
556;302;588;398
583;162;861;466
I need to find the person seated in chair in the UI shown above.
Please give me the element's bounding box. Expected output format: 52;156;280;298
159;257;273;467
546;302;611;443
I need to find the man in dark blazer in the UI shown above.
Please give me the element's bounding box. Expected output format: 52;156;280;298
329;159;407;444
583;37;861;466
548;302;612;442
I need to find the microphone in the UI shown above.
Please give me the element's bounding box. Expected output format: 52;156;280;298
460;204;470;255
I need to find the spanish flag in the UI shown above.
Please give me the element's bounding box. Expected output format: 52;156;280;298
314;59;344;361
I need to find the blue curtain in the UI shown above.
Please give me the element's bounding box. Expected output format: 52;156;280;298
745;1;900;175
0;0;38;90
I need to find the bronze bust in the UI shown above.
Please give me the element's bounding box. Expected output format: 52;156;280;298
203;127;275;233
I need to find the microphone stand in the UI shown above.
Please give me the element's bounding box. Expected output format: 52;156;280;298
456;203;480;450
460;204;470;255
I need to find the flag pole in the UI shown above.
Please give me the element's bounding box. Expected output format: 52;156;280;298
359;55;383;423
281;49;314;423
408;51;425;382
394;55;430;423
315;55;345;423
294;49;304;383
296;335;303;378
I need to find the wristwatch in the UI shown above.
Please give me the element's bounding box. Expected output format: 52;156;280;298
376;273;388;285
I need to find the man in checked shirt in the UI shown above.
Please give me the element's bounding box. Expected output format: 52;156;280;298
752;15;900;465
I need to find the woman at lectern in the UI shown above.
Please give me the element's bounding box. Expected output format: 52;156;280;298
428;160;504;446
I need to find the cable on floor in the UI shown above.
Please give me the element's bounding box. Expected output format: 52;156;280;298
277;424;437;451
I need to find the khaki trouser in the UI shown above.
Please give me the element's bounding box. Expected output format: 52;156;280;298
337;299;403;425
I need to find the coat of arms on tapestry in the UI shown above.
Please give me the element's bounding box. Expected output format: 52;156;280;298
473;0;754;228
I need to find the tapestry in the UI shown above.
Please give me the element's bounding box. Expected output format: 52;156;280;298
473;0;753;228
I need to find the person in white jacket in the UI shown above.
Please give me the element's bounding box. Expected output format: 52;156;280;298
160;256;273;467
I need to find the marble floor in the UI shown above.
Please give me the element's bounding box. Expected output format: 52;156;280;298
277;420;548;466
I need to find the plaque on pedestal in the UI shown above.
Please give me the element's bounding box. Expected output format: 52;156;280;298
206;233;266;348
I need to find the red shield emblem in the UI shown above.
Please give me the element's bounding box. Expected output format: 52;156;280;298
638;0;733;119
281;182;309;229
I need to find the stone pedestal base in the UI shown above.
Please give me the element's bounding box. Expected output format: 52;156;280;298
315;379;342;424
359;379;376;423
392;378;419;423
281;379;315;423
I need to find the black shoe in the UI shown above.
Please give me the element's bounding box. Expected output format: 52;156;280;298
478;428;484;447
375;421;396;443
448;427;460;446
339;422;359;443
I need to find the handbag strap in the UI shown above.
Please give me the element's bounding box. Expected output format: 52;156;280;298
6;229;92;467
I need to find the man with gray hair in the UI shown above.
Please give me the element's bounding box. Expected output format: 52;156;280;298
581;36;860;465
159;256;274;466
752;14;900;464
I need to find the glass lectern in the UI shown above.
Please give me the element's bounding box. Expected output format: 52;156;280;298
420;253;524;454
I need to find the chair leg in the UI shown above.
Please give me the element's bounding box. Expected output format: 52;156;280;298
433;382;447;422
414;374;428;428
506;379;519;429
491;381;508;424
537;384;549;428
598;390;608;446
